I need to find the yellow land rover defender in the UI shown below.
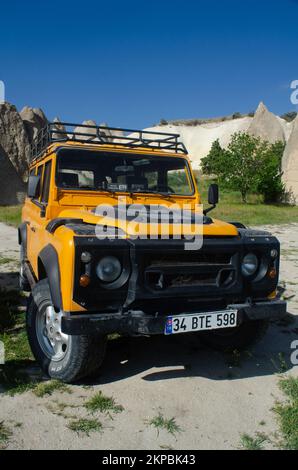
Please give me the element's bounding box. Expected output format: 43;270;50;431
19;122;286;383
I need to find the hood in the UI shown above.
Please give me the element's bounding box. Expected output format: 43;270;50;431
58;206;239;238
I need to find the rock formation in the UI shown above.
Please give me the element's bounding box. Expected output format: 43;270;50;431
74;120;97;141
248;102;285;143
20;106;47;143
51;117;68;140
0;102;31;179
282;115;298;203
73;120;124;142
109;127;125;141
0;143;26;204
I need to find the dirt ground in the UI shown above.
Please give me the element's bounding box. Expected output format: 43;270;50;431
0;222;297;450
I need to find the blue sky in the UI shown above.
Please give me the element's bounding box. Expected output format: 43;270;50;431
0;0;297;128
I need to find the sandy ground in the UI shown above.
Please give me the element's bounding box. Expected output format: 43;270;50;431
0;222;297;450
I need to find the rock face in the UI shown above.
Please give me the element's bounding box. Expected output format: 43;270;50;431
73;121;125;142
51;117;68;140
110;127;125;141
0;102;31;178
282;115;298;203
20;106;47;143
98;122;114;142
74;120;97;141
0;143;26;204
248;102;285;143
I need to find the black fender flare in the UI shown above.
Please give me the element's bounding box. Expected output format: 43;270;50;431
18;222;28;255
38;244;63;311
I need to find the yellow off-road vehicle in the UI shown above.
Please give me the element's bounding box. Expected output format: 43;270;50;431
19;122;286;383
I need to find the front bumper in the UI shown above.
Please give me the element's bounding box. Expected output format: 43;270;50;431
61;299;287;336
72;230;281;313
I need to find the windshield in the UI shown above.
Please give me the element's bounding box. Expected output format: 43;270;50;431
56;149;194;196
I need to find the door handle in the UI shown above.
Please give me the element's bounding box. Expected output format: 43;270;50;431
30;226;36;232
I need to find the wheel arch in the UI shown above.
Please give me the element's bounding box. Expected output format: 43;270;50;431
18;222;28;254
38;244;63;311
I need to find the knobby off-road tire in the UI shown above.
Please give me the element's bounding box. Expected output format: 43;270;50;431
200;319;269;351
26;279;107;383
19;244;31;292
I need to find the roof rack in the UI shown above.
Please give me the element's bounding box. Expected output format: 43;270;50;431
30;122;188;162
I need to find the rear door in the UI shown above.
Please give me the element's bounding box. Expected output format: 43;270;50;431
27;160;52;275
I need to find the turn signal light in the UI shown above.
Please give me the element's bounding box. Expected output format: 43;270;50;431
268;268;277;279
268;290;277;299
79;274;90;287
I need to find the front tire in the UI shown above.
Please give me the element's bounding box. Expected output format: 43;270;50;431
200;319;269;351
26;279;107;383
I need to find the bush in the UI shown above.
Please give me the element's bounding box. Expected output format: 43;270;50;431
280;112;297;123
256;141;285;203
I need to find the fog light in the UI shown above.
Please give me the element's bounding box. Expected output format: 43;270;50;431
96;256;122;282
241;253;258;277
268;267;277;279
79;274;90;287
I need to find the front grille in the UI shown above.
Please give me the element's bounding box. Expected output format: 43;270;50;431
143;251;237;291
147;252;232;266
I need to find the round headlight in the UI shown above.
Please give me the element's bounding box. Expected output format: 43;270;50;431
241;253;258;277
96;256;122;282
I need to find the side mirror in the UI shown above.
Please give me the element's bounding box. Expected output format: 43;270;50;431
204;183;219;215
208;183;219;206
28;175;40;199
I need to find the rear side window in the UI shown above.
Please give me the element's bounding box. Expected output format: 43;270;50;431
34;165;43;200
41;161;52;203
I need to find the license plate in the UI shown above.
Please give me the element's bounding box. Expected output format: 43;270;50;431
164;310;238;335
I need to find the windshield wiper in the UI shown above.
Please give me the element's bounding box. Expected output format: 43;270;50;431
132;189;174;198
100;188;174;200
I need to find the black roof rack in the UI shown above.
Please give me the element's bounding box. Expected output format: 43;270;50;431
31;122;188;162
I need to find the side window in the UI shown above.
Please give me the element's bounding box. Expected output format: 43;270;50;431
41;161;52;203
29;168;36;176
57;169;94;189
34;165;43;200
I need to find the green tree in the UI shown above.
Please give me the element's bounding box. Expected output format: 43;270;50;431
223;132;262;203
202;132;262;203
256;140;285;203
201;139;225;176
201;132;285;204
